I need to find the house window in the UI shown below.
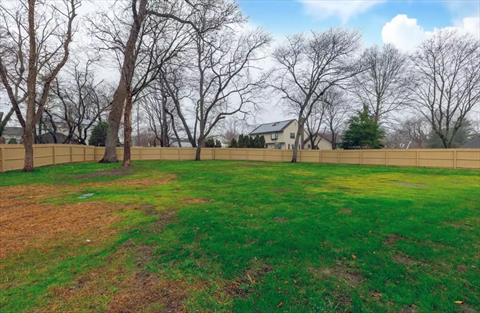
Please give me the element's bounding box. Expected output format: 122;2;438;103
290;132;295;139
271;133;278;140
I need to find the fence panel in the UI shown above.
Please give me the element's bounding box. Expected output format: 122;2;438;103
1;144;479;172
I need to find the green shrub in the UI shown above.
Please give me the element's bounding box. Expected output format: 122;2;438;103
89;121;108;146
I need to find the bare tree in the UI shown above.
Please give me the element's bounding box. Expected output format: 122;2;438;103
272;29;361;162
122;13;192;166
191;30;270;160
410;30;480;148
96;0;209;164
304;102;326;149
0;6;26;138
159;4;270;160
323;89;350;149
45;60;111;144
352;44;409;124
387;116;430;149
91;0;148;163
0;108;14;138
0;0;80;171
142;86;181;147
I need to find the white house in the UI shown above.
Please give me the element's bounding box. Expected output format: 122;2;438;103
250;119;332;150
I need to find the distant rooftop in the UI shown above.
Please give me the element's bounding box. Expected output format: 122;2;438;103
250;119;295;135
3;126;23;137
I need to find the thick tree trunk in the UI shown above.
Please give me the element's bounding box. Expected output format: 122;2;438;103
22;126;34;171
123;92;133;167
102;96;124;162
101;0;147;163
23;0;37;172
291;118;304;163
195;136;204;161
195;146;201;161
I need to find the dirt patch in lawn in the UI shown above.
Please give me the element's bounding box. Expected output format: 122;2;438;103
0;175;175;259
184;198;210;204
225;262;272;298
399;304;418;313
82;175;175;189
106;273;187;313
0;186;122;259
43;244;188;313
384;234;406;246
273;216;289;223
76;167;133;179
338;208;352;215
310;265;363;287
392;253;420;266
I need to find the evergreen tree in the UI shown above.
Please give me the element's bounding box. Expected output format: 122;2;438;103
230;138;238;148
342;108;384;149
238;134;246;148
258;135;265;148
89;122;109;146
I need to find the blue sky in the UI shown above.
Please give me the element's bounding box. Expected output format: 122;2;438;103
237;0;480;47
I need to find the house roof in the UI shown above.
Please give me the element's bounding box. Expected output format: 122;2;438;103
249;119;296;135
3;126;23;137
303;133;333;146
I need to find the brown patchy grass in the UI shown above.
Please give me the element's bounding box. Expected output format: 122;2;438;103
42;243;190;313
225;261;272;298
0;184;121;258
76;167;133;179
106;273;188;313
338;208;352;215
0;176;174;259
183;198;210;204
383;234;406;246
310;264;364;287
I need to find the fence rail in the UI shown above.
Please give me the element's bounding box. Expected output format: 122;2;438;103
0;144;479;172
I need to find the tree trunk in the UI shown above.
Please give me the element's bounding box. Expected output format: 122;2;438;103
23;0;37;172
291;118;304;163
22;126;34;171
330;125;337;150
101;0;147;163
195;136;204;161
123;92;133;167
161;93;169;147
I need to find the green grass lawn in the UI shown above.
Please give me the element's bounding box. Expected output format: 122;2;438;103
0;161;479;312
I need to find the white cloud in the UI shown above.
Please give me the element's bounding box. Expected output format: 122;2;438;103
381;14;428;52
299;0;384;23
382;14;480;52
455;16;480;38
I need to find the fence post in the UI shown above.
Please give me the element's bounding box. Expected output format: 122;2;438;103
453;150;457;169
0;146;4;172
69;145;73;163
52;145;56;165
